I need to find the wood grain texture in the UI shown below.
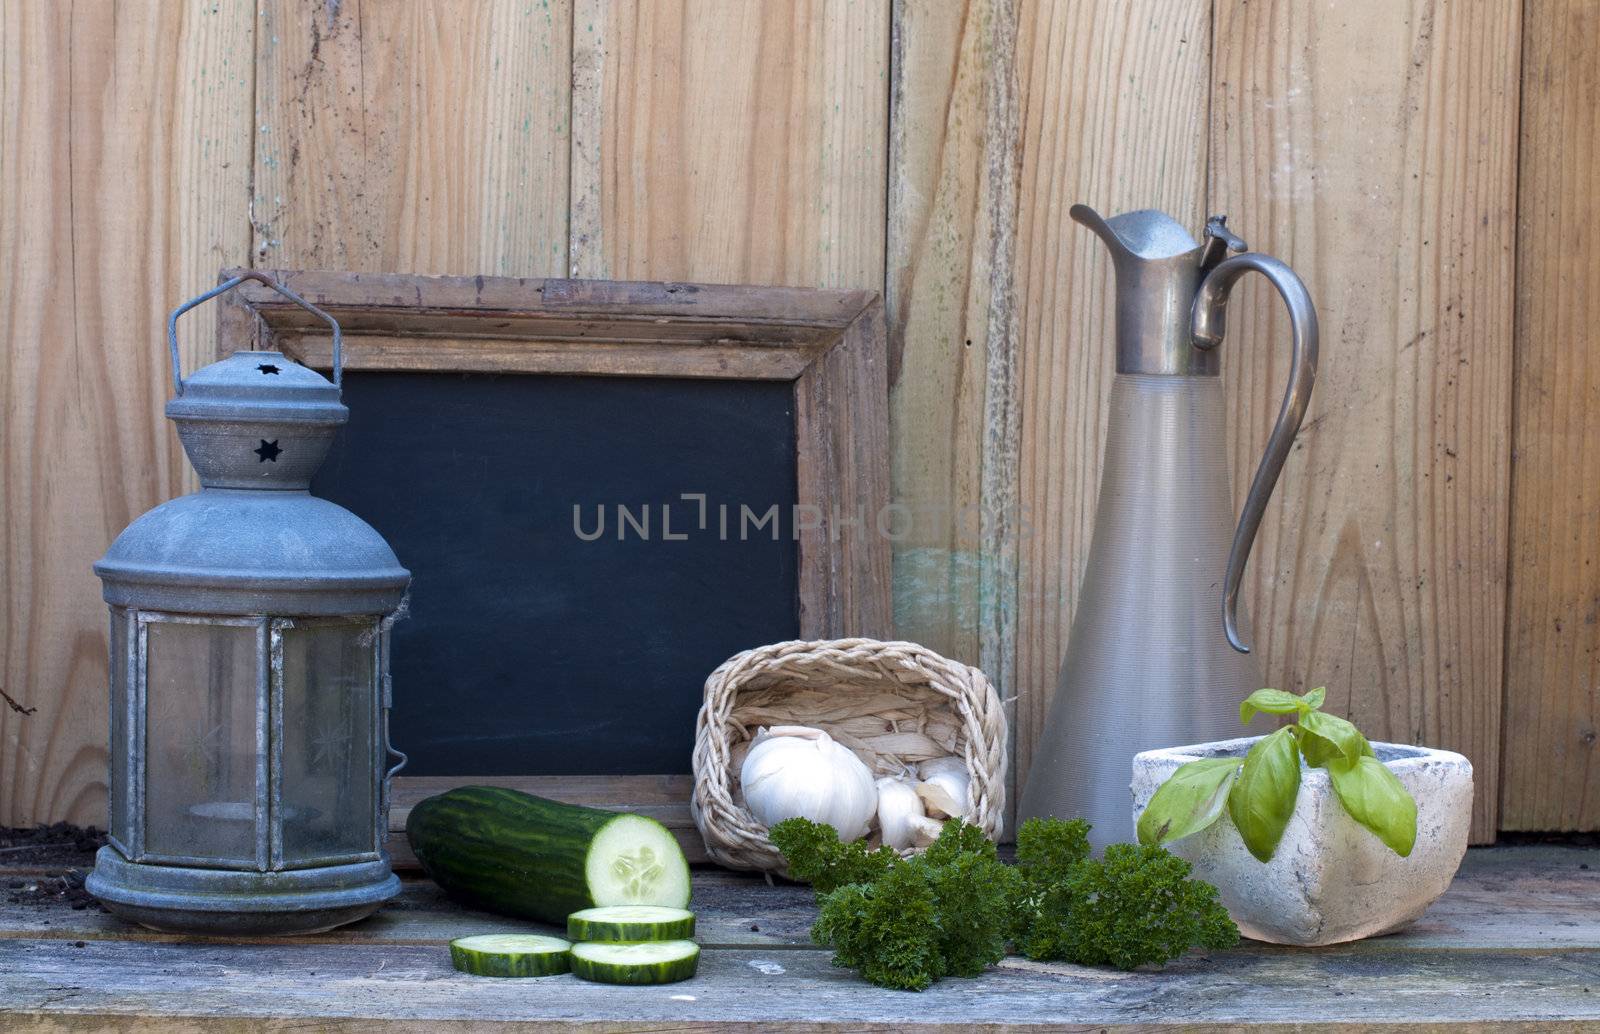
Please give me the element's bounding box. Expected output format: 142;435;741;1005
283;336;818;380
253;0;570;276
794;300;896;638
0;0;255;827
10;939;1600;1031
886;0;1021;782
1011;0;1212;788
223;269;870;375
7;846;1595;952
0;870;818;948
1211;0;1520;843
8;850;1600;1030
571;0;888;289
229;269;876;333
1501;0;1600;830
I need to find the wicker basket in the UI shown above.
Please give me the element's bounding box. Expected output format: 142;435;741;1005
690;638;1008;873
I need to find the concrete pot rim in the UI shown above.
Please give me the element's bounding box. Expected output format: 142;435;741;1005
1136;735;1473;783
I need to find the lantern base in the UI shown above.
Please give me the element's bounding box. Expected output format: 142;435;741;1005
86;846;401;936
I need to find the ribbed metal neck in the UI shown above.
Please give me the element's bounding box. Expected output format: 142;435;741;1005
1109;258;1216;376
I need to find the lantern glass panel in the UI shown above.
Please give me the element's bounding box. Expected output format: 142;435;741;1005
276;618;378;865
143;617;263;864
107;608;131;850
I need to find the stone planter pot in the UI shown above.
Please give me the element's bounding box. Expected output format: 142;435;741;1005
1131;736;1472;946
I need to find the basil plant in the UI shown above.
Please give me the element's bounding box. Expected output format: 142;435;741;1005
1137;687;1418;863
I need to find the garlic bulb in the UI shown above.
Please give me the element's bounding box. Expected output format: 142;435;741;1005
875;776;927;850
741;726;876;841
916;755;971;819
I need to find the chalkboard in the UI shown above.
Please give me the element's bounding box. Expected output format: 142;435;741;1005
313;371;800;776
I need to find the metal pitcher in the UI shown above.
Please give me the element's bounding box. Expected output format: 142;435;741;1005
1017;205;1318;849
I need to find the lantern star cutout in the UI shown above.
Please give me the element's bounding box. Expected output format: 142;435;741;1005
257;363;281;374
254;439;283;463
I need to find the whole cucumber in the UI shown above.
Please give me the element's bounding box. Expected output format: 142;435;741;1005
406;785;690;924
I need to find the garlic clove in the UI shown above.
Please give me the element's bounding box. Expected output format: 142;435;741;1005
914;780;963;819
919;755;968;780
875;776;926;851
908;814;946;849
916;755;971;819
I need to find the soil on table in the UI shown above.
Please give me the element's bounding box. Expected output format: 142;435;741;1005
1;823;105;911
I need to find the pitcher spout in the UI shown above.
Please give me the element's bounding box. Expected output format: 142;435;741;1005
1069;204;1203;265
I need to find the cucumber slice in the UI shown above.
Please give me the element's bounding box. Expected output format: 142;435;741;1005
569;939;701;985
585;814;692;909
567;905;696;942
449;934;572;977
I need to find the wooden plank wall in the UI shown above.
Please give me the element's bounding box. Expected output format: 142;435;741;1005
570;0;888;287
1010;0;1212;806
252;0;572;275
888;0;1020;808
0;0;1584;845
0;1;256;824
1501;0;1600;831
1208;0;1520;841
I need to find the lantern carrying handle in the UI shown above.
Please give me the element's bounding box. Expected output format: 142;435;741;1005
168;271;344;396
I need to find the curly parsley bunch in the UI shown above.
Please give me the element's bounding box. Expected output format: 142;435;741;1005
772;818;1020;990
770;815;1238;991
1011;819;1238;969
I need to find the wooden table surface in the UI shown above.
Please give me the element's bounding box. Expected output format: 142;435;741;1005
2;845;1598;1031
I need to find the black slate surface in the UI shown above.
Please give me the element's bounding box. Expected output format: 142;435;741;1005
314;371;801;776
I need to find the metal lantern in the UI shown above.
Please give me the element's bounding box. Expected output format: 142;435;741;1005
86;273;411;935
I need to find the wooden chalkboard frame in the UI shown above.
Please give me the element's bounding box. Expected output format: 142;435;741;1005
215;269;891;862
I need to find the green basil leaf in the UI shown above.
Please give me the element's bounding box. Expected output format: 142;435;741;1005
1327;755;1418;857
1294;710;1368;767
1302;686;1326;711
1137;757;1242;847
1239;688;1307;724
1227;727;1301;862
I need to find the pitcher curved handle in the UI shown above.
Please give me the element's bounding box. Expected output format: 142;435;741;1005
1192;253;1319;653
168;271;344;396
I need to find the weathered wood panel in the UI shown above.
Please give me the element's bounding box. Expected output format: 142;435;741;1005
0;0;1572;839
253;0;570;276
1501;0;1600;830
886;0;1021;772
10;935;1600;1031
6;846;1595;954
0;870;817;948
570;0;888;289
1011;0;1212;787
7;849;1600;1031
1210;0;1519;842
0;0;255;826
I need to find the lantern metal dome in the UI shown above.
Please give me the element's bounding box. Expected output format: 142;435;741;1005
86;273;411;935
